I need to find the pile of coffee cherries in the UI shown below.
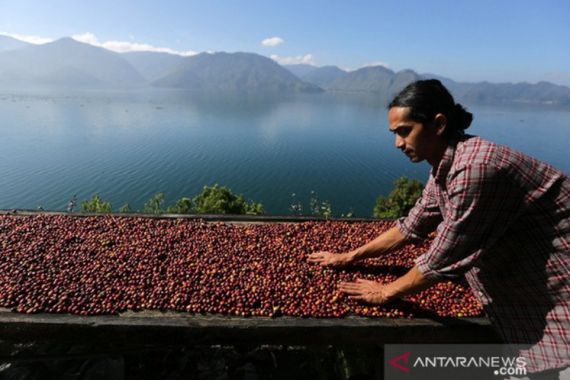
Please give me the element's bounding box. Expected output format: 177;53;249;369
0;214;482;318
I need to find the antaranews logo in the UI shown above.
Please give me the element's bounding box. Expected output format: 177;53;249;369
389;352;411;373
385;345;528;379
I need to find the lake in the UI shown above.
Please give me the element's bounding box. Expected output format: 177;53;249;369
1;89;569;216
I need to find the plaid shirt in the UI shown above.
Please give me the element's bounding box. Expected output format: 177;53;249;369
397;135;570;372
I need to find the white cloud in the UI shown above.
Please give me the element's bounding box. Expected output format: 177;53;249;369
270;54;315;65
361;61;390;69
261;37;284;47
72;32;98;45
71;32;197;56
0;31;53;45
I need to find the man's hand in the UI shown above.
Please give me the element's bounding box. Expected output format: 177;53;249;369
339;267;436;305
307;226;407;269
339;279;394;305
307;251;354;268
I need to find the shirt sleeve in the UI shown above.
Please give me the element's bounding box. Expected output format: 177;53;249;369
415;163;523;281
396;175;443;241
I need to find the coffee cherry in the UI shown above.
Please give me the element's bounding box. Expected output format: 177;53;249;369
0;215;482;318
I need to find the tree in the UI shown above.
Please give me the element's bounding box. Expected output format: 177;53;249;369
193;184;264;215
81;194;112;213
373;177;424;218
143;193;165;214
167;197;194;214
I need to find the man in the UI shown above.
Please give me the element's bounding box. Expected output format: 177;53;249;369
308;80;569;378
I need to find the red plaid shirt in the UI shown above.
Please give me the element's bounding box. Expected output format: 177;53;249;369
397;135;570;372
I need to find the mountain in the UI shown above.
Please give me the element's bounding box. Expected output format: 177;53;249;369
0;37;145;88
300;65;348;88
439;78;570;106
320;67;570;106
154;52;322;93
0;35;32;52
282;64;348;88
328;65;395;93
121;51;185;82
388;69;423;95
0;36;567;105
283;64;318;78
327;65;423;96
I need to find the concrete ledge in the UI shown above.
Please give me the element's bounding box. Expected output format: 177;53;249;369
0;209;385;223
0;310;499;347
0;212;497;353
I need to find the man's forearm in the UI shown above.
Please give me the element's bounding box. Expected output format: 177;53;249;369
384;265;438;300
348;225;407;261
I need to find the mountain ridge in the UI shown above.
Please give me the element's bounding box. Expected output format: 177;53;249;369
153;52;322;93
0;35;32;52
0;37;145;88
0;37;568;105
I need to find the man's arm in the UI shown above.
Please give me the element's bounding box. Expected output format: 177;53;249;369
308;176;441;268
309;226;440;304
339;265;439;304
307;225;407;267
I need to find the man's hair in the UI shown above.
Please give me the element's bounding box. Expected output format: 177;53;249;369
389;79;473;135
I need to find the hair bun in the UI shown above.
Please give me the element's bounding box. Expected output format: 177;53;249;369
453;103;473;130
389;80;474;136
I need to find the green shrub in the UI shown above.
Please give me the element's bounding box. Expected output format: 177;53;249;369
373;177;423;218
193;184;264;215
81;194;112;213
143;193;165;214
118;203;132;213
167;197;194;214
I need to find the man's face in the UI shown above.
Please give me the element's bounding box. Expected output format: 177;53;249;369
388;107;442;164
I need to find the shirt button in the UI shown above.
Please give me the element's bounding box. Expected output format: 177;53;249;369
478;291;484;296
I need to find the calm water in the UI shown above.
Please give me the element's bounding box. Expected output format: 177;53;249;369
1;89;569;216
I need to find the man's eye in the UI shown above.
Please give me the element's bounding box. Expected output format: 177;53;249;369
397;128;410;137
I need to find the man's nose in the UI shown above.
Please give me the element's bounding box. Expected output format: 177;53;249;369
395;135;405;149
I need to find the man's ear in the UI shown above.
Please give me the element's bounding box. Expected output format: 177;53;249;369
433;113;447;136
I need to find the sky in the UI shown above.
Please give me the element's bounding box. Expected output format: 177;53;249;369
1;0;569;86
